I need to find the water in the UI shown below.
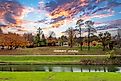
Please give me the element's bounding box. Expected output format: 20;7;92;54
0;64;121;72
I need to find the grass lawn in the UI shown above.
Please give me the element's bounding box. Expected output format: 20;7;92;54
0;55;108;64
0;72;121;81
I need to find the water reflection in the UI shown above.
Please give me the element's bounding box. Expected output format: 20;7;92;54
0;65;120;72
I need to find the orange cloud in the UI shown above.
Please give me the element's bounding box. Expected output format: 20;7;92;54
50;20;65;28
47;0;89;29
49;0;88;19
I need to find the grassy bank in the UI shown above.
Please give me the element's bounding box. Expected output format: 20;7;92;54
0;55;119;65
0;47;107;55
0;56;82;64
0;47;120;55
0;72;121;81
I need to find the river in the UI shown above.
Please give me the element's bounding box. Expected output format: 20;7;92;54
0;64;121;72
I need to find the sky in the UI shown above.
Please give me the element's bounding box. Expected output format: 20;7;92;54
0;0;121;37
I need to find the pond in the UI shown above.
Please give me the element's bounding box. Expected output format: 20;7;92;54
0;64;121;72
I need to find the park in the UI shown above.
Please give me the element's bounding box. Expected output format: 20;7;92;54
0;0;121;81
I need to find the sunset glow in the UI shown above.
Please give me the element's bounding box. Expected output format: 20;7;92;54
0;0;121;37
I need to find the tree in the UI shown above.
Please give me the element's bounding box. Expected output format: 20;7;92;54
48;31;56;38
58;35;68;46
37;27;43;35
67;27;76;48
0;33;30;50
34;33;41;46
23;33;34;47
98;31;111;51
47;31;57;46
114;29;121;48
34;27;43;47
76;19;96;50
76;19;84;50
85;20;95;50
41;34;47;46
90;35;99;42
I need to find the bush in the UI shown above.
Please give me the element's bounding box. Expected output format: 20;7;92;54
106;50;116;59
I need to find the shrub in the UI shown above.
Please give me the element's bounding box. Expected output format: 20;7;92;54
106;50;116;59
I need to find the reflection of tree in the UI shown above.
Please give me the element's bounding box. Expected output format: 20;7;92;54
49;67;52;72
70;66;73;72
107;66;119;72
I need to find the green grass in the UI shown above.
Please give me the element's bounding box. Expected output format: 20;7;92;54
0;72;121;81
0;56;108;64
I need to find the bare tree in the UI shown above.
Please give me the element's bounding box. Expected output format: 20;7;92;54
48;31;56;38
47;31;57;46
67;27;76;48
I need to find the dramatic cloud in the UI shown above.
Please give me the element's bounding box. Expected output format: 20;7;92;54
0;0;24;25
0;0;121;36
39;0;121;28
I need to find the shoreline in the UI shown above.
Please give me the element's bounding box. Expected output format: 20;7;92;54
0;55;121;65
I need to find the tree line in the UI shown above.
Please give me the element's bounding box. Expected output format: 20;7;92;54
0;18;120;51
0;33;30;49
